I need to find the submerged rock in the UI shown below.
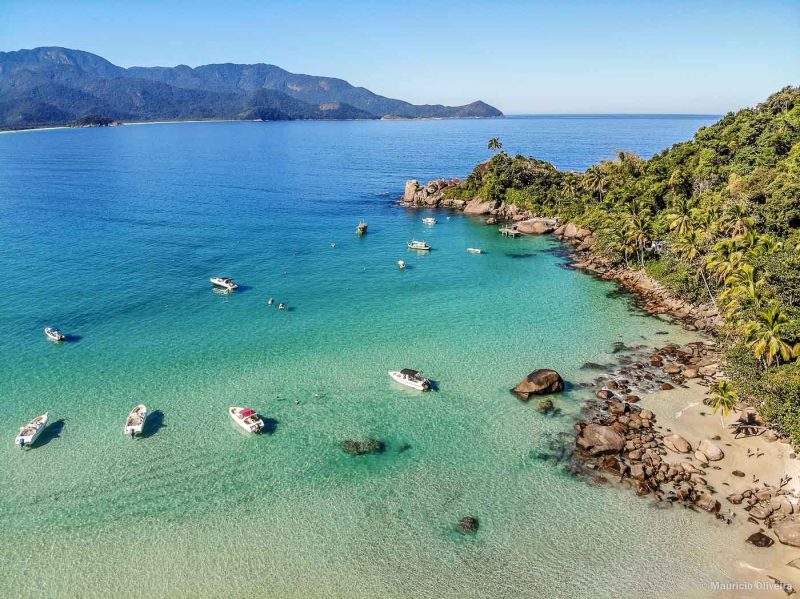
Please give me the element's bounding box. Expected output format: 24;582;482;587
512;369;565;399
537;398;555;414
341;438;385;455
458;516;479;534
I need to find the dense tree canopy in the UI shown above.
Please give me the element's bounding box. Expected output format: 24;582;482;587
448;87;800;441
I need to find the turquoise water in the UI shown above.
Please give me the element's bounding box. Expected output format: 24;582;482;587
0;116;744;598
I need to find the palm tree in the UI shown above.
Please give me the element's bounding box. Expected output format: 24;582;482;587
706;240;743;284
723;200;755;236
559;177;577;200
720;263;764;316
624;210;652;268
706;381;738;427
667;196;695;235
673;229;717;307
487;137;503;153
582;166;607;201
743;304;795;367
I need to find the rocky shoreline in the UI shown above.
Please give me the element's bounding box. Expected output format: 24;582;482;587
403;178;800;591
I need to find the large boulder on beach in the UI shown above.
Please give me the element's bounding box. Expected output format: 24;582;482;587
517;220;554;235
698;439;724;461
512;369;565;399
576;423;625;455
775;516;800;547
663;434;692;454
464;198;495;215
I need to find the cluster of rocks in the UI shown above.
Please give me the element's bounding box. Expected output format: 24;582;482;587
402;179;540;223
569;340;800;557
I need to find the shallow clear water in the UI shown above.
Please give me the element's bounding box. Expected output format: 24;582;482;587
0;116;740;598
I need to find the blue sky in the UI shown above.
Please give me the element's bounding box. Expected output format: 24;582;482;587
1;0;798;113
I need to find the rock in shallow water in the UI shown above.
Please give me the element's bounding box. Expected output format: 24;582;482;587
576;423;625;455
341;439;385;455
512;369;565;399
458;516;479;534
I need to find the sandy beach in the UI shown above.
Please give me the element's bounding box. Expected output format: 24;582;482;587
632;378;800;596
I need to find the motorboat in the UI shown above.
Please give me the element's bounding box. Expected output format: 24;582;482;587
210;277;238;291
467;248;483;254
229;407;265;433
16;413;48;447
44;327;65;342
278;303;286;310
397;260;406;269
422;217;437;225
124;404;147;437
407;240;431;251
388;369;431;391
356;222;368;236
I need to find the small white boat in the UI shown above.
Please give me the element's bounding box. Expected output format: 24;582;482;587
407;240;431;251
229;407;265;433
278;303;286;310
44;327;65;342
16;413;48;447
124;404;147;437
397;260;406;269
210;277;238;291
388;369;431;391
422;217;437;225
467;248;483;254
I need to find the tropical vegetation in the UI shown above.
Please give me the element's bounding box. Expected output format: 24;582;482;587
444;87;800;442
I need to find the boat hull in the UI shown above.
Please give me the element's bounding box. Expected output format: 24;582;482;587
16;413;48;446
229;407;265;433
124;405;147;436
388;371;430;391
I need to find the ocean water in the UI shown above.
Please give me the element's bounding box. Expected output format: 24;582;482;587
0;115;748;599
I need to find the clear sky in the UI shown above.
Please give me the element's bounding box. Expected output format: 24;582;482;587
1;0;798;114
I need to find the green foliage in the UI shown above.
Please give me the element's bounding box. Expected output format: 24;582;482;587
452;86;800;439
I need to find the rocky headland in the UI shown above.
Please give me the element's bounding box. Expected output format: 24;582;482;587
403;178;800;592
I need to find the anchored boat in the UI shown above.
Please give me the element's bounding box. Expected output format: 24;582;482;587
422;217;437;225
210;277;238;291
397;260;406;269
44;327;65;342
16;413;48;447
356;222;368;236
388;369;431;391
407;240;431;251
124;404;147;437
229;407;265;433
466;247;483;254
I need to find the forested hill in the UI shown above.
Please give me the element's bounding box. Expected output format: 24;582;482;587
0;47;503;129
446;86;800;440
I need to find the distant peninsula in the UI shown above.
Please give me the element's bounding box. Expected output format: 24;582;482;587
0;47;503;130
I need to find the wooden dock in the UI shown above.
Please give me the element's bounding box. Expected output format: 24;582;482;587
499;226;521;237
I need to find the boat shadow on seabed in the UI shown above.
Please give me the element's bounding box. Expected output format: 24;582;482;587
140;410;165;438
30;419;65;448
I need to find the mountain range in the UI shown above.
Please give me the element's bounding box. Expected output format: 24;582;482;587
0;47;503;129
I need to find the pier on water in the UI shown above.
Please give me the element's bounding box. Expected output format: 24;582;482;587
499;226;521;237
